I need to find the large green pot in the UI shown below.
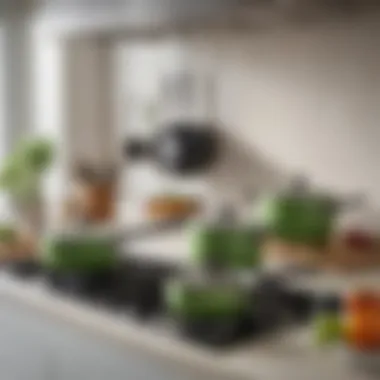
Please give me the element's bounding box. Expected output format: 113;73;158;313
268;195;338;246
41;232;118;274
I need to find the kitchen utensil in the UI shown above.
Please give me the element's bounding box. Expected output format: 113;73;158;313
42;232;118;274
165;276;250;346
191;222;263;270
266;177;363;247
125;122;219;175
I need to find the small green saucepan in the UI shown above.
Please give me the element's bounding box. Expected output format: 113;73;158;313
165;276;250;345
165;277;248;319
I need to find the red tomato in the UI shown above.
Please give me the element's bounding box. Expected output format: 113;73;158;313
345;291;380;350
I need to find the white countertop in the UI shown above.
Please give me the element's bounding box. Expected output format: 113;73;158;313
125;230;191;263
1;273;380;380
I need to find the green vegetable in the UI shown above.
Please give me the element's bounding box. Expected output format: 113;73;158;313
314;313;342;345
0;137;54;202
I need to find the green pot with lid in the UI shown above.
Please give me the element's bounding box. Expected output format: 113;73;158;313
266;177;361;247
41;229;119;274
191;222;263;270
191;223;231;268
230;227;263;268
270;195;337;246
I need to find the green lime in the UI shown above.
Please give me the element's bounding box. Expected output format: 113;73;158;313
314;313;342;345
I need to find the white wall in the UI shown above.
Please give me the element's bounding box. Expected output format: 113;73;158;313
32;30;68;227
198;14;380;201
34;11;380;227
32;32;120;228
117;12;380;225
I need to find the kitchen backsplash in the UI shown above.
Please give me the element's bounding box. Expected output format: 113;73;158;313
116;11;380;226
34;10;380;228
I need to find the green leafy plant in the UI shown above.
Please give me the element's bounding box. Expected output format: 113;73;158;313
0;137;55;202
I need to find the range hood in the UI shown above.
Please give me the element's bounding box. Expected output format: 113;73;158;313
37;0;377;37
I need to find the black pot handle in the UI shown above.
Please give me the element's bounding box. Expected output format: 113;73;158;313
124;138;152;160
